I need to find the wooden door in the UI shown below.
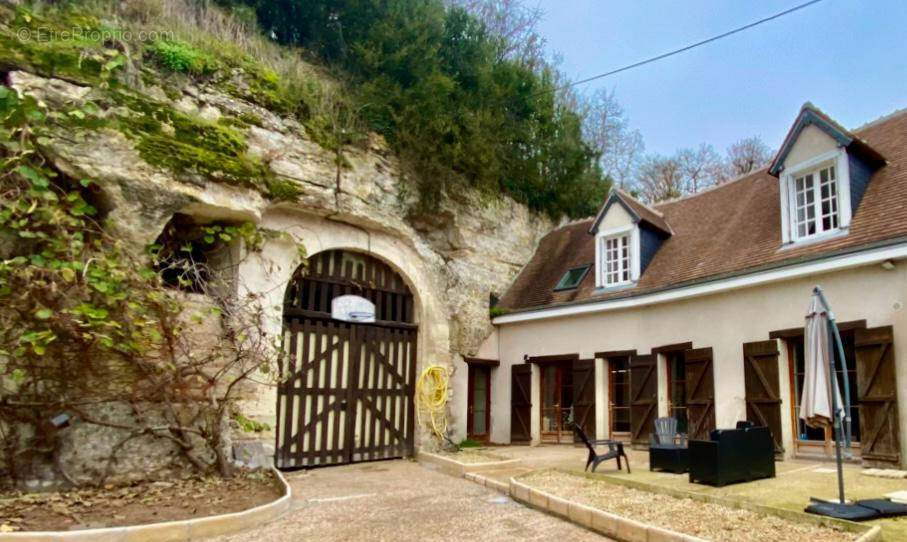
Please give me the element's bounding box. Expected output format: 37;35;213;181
684;347;716;441
630;354;657;445
855;326;900;465
350;324;417;463
572;359;596;442
276;250;417;469
510;364;532;443
743;340;784;454
467;365;491;440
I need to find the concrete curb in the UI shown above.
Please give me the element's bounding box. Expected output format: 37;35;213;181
508;477;706;542
0;468;292;542
416;451;521;477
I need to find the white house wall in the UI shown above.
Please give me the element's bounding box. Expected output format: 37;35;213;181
490;260;907;466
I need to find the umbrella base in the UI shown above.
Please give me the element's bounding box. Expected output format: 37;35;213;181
806;498;907;520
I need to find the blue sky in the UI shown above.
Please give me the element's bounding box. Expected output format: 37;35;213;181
536;0;907;156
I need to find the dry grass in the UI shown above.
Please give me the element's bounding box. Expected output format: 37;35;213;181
522;470;858;542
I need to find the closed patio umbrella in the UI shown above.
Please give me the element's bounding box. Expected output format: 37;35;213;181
799;292;843;429
801;286;851;505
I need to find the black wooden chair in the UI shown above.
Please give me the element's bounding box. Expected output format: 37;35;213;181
574;426;631;473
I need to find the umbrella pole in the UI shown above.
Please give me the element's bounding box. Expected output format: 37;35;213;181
815;287;853;450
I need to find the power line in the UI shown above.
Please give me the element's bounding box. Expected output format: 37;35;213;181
550;0;825;95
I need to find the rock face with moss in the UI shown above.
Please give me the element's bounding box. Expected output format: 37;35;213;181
1;2;554;476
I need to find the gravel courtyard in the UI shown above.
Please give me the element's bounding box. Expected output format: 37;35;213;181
211;459;609;542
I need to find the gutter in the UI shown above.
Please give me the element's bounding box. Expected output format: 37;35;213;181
493;236;907;325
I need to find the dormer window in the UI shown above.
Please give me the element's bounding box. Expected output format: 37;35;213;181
595;225;640;288
780;149;852;245
770;104;886;247
589;190;671;289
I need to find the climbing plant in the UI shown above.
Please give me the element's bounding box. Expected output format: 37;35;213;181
0;85;299;486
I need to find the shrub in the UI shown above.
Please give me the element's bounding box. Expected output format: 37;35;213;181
150;40;218;74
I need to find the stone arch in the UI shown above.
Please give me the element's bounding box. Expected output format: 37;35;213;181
276;248;419;467
234;207;452;458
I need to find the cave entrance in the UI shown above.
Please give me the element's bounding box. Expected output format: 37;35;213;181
275;250;418;468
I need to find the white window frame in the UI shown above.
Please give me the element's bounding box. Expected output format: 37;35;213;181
595;224;640;288
779;148;852;245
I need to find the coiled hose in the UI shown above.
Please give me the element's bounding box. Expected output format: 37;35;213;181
415;365;450;443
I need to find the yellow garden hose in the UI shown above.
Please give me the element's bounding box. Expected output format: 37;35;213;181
415;365;450;443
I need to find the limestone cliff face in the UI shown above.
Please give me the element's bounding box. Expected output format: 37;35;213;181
9;68;553;361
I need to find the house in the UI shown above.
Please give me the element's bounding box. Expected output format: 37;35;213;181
461;103;907;468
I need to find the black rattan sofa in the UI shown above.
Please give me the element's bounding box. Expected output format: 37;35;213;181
688;421;775;486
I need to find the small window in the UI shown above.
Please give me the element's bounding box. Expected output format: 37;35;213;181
603;234;631;286
554;266;589;291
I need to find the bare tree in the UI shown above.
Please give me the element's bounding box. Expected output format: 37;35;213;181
636;155;684;203
445;0;546;66
579;88;644;189
720;136;773;182
676;143;722;193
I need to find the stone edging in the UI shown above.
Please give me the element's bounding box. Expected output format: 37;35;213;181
464;472;509;494
0;467;292;542
416;451;521;477
509;477;706;542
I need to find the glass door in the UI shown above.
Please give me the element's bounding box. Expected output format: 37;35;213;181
666;351;689;434
540;363;573;443
789;333;861;458
608;356;631;440
467;365;490;441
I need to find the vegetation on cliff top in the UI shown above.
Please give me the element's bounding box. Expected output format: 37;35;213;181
225;0;610;218
5;0;608;218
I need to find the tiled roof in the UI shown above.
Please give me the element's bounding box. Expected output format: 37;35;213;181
499;106;907;312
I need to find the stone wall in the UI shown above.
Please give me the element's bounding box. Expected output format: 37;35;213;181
8;67;553;467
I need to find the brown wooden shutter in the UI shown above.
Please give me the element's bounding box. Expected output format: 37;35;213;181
510;364;533;443
855;326;900;465
630;354;657;445
684;347;716;441
743;340;784;454
572;358;596;442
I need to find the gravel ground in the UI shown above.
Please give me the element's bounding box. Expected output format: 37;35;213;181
210;460;609;542
521;471;856;542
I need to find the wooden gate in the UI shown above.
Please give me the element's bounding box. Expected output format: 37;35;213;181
684;347;716;441
572;359;596;442
743;340;784;454
510;364;532;443
630;354;658;445
855;326;900;465
276;250;417;469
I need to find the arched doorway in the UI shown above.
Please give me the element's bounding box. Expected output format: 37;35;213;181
275;250;418;468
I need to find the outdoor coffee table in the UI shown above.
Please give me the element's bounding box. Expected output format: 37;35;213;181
649;446;689;473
